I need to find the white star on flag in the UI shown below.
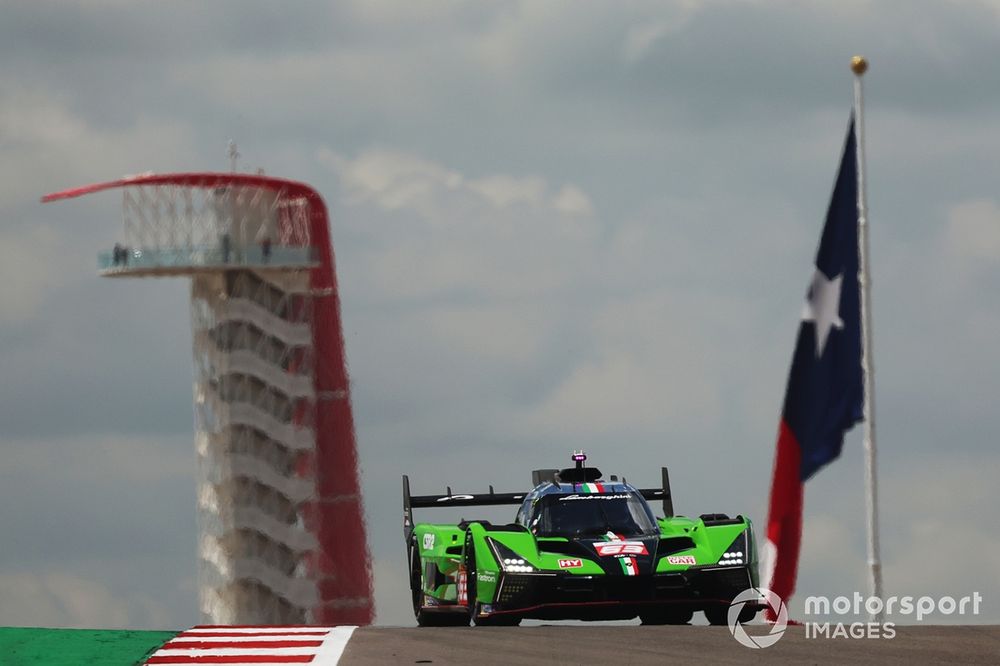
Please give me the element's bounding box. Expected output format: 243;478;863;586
801;268;844;357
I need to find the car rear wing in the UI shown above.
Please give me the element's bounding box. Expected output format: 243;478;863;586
403;474;527;541
403;466;675;541
636;467;674;518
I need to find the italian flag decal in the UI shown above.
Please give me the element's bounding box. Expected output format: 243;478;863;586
580;482;605;493
603;532;639;576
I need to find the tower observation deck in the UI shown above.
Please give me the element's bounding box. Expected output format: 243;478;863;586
43;172;374;625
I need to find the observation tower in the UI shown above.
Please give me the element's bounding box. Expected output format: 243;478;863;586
43;169;374;625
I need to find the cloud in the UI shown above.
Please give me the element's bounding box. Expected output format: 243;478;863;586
324;148;465;213
324;148;599;304
0;226;64;326
0;573;130;628
0;433;197;628
325;147;594;220
946;198;1000;262
4;0;1000;631
620;1;719;67
521;288;726;440
772;449;1000;624
552;184;595;216
879;453;1000;620
0;89;196;211
0;572;175;629
467;174;548;209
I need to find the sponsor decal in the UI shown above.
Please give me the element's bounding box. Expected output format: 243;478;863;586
595;541;649;557
422;533;435;550
559;493;632;501
558;558;583;569
667;555;697;565
478;571;497;584
621;556;639;576
437;494;474;502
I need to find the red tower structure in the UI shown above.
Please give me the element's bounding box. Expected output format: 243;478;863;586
44;172;374;625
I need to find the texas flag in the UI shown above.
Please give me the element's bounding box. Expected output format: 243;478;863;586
764;116;865;614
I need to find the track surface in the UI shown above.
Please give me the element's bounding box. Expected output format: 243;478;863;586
341;625;1000;665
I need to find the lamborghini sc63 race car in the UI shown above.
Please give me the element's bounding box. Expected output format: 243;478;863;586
403;452;760;626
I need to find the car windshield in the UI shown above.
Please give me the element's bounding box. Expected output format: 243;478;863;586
528;492;658;538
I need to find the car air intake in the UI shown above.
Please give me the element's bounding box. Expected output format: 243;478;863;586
658;536;696;555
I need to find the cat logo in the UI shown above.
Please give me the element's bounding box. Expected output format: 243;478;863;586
667;555;697;565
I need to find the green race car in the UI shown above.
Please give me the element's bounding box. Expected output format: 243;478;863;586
403;452;761;626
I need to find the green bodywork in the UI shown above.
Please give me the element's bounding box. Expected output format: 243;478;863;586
412;515;758;607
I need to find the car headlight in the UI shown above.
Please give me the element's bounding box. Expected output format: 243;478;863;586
487;538;538;573
717;531;748;566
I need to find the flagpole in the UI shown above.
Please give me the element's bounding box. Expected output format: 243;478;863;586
851;55;883;622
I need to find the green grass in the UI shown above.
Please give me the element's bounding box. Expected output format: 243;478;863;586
0;627;178;665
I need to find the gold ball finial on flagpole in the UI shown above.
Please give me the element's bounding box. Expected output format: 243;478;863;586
851;55;869;76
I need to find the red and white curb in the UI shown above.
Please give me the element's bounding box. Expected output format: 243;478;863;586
144;626;356;665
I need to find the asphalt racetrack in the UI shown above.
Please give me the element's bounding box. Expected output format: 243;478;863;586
340;625;1000;665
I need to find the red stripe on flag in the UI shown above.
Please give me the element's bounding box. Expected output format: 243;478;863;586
765;419;804;620
163;640;323;649
594;483;605;493
146;656;314;664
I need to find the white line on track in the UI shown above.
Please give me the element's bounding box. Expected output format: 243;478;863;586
185;626;337;633
169;636;327;642
154;647;320;656
311;626;356;665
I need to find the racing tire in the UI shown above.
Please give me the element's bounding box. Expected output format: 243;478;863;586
639;607;694;625
704;603;757;626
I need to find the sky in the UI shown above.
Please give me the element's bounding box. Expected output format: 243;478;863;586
1;0;999;629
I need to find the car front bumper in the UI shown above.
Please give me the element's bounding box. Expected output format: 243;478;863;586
484;565;757;620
